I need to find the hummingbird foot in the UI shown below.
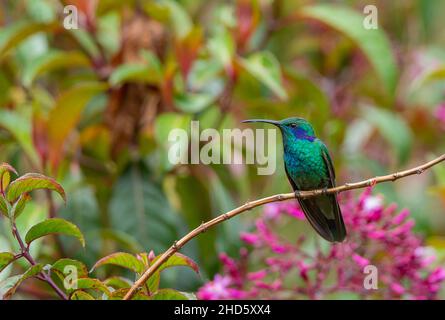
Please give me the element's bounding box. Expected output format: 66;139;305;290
321;187;328;195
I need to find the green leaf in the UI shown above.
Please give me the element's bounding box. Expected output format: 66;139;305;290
0;197;8;218
70;290;95;300
73;278;111;296
0;264;43;299
91;252;145;274
0;163;18;193
240;51;288;100
174;92;216;113
300;4;398;95
362;106;413;165
143;253;199;295
25;0;56;23
0;253;15;273
109;288;150;300
145;271;161;293
25;218;85;247
68;29;100;58
154;113;192;147
6;173;66;203
175;174;217;273
153;0;192;39
22;50;90;87
52;258;89;279
208;28;235;68
109;63;161;86
99;229;144;253
47;82;108;166
417;65;445;87
109;163;184;255
0;110;39;166
0;21;56;59
150;288;189;300
155;253;199;274
11;193;31;219
103;277;132;289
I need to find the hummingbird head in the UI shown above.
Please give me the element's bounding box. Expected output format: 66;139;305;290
242;117;316;142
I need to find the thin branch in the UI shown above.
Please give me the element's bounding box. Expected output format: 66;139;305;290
124;154;445;300
11;222;68;300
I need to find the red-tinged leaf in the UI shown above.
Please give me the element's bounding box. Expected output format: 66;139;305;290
25;218;85;247
47;83;107;169
149;288;189;300
52;259;89;279
63;0;98;25
161;60;176;108
103;277;132;289
70;290;95;300
1;264;43;300
154;252;199;274
175;28;203;80
109;288;150;300
6;173;65;203
0;252;15;273
0;163;18;194
91;252;145;274
235;0;260;50
32;111;49;165
73;278;111;296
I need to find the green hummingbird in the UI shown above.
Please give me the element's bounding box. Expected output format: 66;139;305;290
242;117;346;242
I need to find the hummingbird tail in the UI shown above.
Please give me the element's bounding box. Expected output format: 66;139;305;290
297;194;346;243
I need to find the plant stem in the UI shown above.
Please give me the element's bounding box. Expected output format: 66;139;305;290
11;223;68;300
123;154;445;300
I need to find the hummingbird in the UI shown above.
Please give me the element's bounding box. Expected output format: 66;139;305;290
242;117;346;242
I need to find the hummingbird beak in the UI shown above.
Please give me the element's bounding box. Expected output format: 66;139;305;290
242;119;280;126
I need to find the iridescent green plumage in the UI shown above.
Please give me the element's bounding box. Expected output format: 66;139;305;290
243;117;346;242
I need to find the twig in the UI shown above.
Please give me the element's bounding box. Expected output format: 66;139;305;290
124;154;445;300
11;222;68;300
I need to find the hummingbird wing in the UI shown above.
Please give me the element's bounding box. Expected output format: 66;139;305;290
318;141;346;241
285;141;346;242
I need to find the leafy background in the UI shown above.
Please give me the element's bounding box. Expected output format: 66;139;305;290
0;0;445;299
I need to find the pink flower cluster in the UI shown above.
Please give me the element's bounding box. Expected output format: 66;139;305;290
197;188;445;300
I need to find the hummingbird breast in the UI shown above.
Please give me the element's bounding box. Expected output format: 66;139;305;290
283;139;328;190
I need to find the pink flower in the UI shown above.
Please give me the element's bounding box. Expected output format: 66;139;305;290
263;202;305;220
197;275;232;300
286;205;305;220
391;209;410;225
428;268;445;283
263;203;282;219
352;253;370;269
240;232;260;246
247;270;267;281
198;188;445;300
390;283;405;295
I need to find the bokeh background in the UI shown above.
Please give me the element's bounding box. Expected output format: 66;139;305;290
1;0;445;299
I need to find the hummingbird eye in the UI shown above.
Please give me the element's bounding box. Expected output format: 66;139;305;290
290;123;297;128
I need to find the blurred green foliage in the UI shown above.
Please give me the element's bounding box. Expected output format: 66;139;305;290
0;0;445;298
